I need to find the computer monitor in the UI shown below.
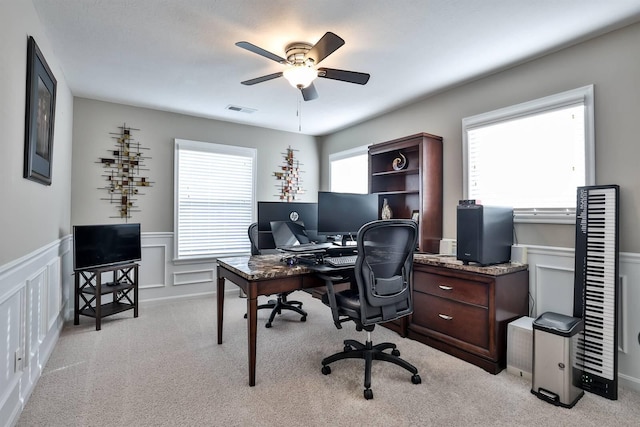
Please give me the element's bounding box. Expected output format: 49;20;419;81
317;191;378;241
257;202;319;249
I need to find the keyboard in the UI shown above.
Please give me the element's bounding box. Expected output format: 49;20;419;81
324;255;358;267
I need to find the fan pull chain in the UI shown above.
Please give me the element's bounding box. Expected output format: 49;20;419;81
298;98;302;132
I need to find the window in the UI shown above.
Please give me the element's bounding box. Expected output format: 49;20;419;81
462;85;594;223
174;139;256;260
329;145;369;193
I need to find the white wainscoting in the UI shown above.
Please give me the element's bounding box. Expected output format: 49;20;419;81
526;245;640;393
131;232;219;303
0;236;72;426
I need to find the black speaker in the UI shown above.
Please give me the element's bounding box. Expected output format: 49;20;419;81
456;203;513;265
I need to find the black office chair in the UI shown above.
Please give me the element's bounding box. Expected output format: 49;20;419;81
319;219;421;399
246;222;307;328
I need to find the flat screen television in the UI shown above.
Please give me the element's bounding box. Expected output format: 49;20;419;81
317;191;378;240
73;223;142;271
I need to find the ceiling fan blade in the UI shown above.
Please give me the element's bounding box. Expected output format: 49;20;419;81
240;72;283;85
236;41;287;64
317;68;370;85
305;32;345;65
301;83;318;101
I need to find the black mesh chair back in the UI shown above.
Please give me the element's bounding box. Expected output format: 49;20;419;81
355;219;416;326
248;222;260;255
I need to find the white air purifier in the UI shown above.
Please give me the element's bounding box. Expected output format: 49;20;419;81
507;316;534;380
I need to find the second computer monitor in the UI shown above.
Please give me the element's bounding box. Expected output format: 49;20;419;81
317;191;378;239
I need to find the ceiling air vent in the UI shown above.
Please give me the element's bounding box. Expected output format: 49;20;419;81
226;105;256;114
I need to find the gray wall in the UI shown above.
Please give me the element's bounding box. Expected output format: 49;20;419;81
320;22;640;254
72;99;320;231
0;0;73;266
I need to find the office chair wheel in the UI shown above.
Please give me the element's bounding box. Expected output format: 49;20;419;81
391;349;400;357
364;388;373;400
343;344;352;352
243;313;247;319
301;315;307;322
411;374;422;384
265;322;272;328
321;365;331;375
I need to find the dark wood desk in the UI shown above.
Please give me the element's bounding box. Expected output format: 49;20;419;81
216;254;326;386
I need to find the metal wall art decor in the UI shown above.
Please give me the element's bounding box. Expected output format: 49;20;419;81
24;36;57;185
274;146;304;201
98;124;152;219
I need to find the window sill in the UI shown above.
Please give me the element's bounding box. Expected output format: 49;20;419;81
514;213;575;224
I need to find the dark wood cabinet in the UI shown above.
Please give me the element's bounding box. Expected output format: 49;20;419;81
369;133;443;254
408;256;529;374
74;262;139;331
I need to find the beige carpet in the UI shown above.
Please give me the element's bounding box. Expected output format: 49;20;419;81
17;290;640;426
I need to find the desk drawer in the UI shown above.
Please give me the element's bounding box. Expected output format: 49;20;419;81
414;271;488;307
412;292;489;348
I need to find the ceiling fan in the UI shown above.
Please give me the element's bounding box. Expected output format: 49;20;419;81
235;32;370;101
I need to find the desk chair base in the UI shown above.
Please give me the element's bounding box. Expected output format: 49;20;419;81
245;293;307;328
321;333;421;400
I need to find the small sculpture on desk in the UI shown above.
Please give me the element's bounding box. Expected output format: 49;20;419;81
381;198;393;220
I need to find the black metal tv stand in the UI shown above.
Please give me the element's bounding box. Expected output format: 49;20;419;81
74;262;139;331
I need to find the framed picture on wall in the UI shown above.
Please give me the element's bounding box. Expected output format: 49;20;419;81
24;36;57;185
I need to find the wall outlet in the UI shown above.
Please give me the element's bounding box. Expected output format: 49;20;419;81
14;349;23;372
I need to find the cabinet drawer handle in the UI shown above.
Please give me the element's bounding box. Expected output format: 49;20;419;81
438;285;453;291
438;314;453;321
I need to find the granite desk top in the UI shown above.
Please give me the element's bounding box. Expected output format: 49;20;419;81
413;253;528;276
217;254;314;281
218;253;528;281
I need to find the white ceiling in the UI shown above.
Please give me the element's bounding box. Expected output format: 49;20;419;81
32;0;640;136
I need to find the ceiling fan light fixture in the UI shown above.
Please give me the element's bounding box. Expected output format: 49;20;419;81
283;65;318;89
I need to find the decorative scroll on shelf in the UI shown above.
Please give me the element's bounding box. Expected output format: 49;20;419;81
274;146;304;201
392;152;407;171
98;124;152;219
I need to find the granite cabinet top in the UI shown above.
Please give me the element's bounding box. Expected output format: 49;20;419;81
413;253;528;276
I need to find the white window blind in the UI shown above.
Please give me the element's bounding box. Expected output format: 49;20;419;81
174;139;256;259
329;145;369;193
462;85;595;223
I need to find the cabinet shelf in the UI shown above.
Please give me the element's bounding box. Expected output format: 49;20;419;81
81;281;135;295
373;189;420;196
371;168;419;177
80;301;135;318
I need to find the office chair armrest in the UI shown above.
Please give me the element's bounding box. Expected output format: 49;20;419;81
317;273;350;329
